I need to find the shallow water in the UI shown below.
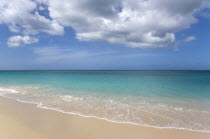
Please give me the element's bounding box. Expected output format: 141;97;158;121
0;71;210;132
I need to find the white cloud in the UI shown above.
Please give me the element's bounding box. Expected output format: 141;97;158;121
33;47;153;63
33;47;115;61
47;0;209;48
0;0;209;48
184;36;197;42
7;36;39;47
0;0;64;35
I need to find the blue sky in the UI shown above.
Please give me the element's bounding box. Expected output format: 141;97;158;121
0;0;210;70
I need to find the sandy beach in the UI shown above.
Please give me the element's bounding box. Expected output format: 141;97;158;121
0;97;209;139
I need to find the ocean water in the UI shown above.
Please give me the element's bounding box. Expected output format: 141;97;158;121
0;71;210;132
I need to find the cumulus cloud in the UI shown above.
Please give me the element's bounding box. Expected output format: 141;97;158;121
0;0;209;48
0;0;64;35
47;0;209;48
7;36;39;47
184;36;197;42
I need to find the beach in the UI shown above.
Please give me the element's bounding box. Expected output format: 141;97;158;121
0;97;210;139
0;0;209;137
0;71;210;138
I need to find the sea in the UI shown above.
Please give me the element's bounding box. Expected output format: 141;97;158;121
0;70;209;132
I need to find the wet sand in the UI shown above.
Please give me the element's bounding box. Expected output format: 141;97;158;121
0;97;209;139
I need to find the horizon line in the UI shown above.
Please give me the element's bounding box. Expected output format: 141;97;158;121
0;70;210;71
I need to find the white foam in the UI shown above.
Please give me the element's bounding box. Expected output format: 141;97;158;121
0;94;209;133
61;95;84;101
0;86;210;133
0;87;19;94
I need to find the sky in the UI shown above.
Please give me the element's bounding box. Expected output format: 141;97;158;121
0;0;210;70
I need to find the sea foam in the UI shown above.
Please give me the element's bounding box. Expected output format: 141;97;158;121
0;85;210;132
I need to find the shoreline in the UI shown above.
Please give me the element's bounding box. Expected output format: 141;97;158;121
0;96;210;139
2;94;210;133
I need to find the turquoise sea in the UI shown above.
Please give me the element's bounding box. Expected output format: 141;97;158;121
0;71;210;132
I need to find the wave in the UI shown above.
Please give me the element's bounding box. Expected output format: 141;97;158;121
0;85;210;133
